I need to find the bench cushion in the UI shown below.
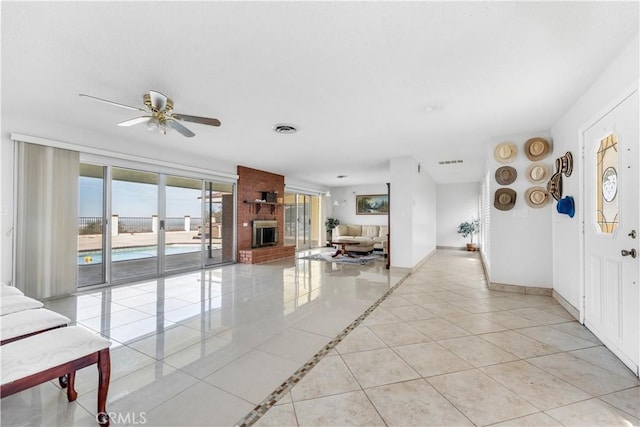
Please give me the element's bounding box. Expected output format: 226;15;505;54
0;295;43;316
1;285;24;297
1;308;70;342
1;326;111;385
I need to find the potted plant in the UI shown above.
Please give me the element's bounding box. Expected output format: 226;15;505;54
457;218;480;251
324;217;340;244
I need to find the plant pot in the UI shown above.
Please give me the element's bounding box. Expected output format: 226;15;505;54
466;243;477;252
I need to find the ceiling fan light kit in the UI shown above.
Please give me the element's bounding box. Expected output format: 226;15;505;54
80;90;220;138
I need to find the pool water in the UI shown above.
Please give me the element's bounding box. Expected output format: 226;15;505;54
78;244;200;265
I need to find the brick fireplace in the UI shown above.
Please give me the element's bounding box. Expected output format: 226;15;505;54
236;166;295;264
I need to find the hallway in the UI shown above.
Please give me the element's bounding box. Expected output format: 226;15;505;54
2;250;638;426
256;250;640;426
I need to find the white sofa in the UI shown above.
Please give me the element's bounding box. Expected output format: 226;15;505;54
332;224;388;253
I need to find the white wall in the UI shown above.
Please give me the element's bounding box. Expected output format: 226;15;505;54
328;183;388;226
487;131;553;288
413;169;437;266
389;156;436;269
479;171;492;272
1;138;13;285
550;34;639;310
436;183;481;248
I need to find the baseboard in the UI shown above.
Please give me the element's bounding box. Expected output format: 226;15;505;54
552;290;580;321
389;248;436;274
436;245;466;251
479;250;490;283
488;281;553;296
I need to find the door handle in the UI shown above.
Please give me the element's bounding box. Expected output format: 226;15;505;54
621;249;637;258
628;230;637;239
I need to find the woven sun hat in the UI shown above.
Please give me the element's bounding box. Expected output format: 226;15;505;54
526;163;550;184
524;137;551;161
494;142;518;163
557;196;575;218
494;188;516;211
525;186;550;208
556;151;573;177
495;166;517;185
546;170;563;201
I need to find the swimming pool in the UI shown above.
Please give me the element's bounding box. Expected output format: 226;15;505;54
78;244;200;265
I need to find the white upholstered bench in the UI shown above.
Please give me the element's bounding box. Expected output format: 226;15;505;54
1;284;24;297
1;326;112;426
1;308;70;345
0;294;44;316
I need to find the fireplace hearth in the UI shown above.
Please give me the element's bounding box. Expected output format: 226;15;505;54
252;220;278;248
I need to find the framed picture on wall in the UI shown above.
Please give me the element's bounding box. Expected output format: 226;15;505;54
356;194;389;215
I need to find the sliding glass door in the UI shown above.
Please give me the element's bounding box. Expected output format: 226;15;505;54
203;181;235;266
78;164;106;287
78;163;236;287
111;167;159;283
283;192;321;250
284;193;297;247
297;195;311;250
164;176;202;272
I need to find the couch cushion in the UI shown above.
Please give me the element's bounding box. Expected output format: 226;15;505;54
378;225;388;238
333;237;358;243
353;236;374;243
345;239;375;252
334;225;349;237
361;225;380;238
346;225;362;236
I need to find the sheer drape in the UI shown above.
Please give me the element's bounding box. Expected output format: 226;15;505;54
15;142;79;298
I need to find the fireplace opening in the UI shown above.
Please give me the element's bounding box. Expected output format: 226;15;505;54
252;220;278;248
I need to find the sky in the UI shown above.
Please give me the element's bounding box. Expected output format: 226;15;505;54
79;177;206;218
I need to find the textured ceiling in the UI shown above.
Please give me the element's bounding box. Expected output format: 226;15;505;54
2;1;638;187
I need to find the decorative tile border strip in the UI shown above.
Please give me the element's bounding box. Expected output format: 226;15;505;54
234;273;410;427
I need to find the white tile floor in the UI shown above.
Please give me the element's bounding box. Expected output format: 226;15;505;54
2;249;639;426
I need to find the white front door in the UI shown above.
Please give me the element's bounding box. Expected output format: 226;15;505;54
584;90;639;375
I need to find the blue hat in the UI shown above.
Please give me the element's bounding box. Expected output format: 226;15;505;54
557;196;575;218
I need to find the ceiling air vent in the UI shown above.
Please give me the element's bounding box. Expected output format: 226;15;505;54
438;160;464;165
273;124;298;134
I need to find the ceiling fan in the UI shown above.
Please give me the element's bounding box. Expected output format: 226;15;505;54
79;90;221;138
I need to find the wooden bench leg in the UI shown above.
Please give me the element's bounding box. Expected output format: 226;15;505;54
65;372;78;401
96;349;111;427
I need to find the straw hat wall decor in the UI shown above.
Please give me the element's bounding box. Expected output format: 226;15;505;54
556;152;573;177
525;187;550;208
494;188;517;211
524;137;551;161
495;166;517;185
494;142;518;163
526;163;549;184
546;171;563;202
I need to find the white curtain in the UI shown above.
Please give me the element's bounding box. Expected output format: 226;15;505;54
15;142;79;298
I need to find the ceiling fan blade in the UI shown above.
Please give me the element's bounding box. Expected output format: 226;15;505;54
167;119;195;137
173;114;221;127
149;90;168;111
117;116;153;127
79;94;146;112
